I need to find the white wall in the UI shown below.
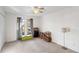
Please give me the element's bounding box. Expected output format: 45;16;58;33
41;7;79;52
5;13;17;42
0;8;5;50
33;16;42;28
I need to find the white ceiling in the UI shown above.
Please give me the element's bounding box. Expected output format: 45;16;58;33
3;6;69;16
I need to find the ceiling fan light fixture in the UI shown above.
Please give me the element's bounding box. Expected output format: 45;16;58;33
32;6;45;14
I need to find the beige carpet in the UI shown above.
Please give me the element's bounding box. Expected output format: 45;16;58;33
1;38;75;53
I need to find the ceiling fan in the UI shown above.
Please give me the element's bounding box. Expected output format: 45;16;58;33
32;6;45;14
